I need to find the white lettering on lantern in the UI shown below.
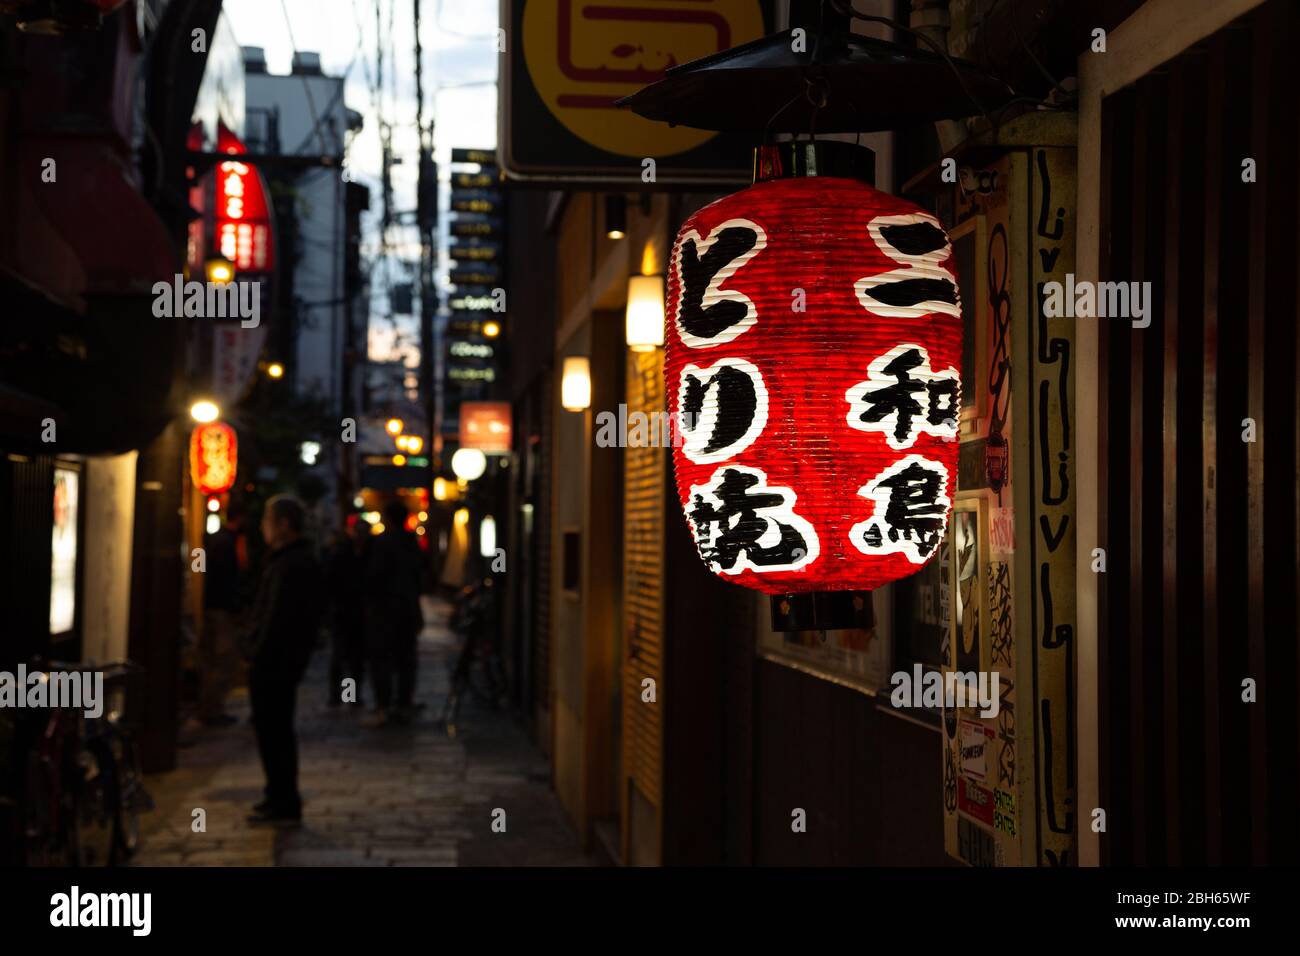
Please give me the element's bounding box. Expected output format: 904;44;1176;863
677;357;769;464
845;343;961;449
855;212;961;319
850;454;952;564
685;465;819;575
672;218;767;349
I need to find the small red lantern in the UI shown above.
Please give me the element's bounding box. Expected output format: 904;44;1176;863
190;422;238;496
665;149;962;595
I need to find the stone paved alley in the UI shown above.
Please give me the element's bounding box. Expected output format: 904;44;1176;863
131;599;599;867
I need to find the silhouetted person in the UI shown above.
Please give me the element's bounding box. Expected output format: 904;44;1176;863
197;506;244;726
244;495;322;825
326;519;368;708
362;501;423;727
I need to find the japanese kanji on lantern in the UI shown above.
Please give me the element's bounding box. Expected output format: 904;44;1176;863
190;422;239;496
664;150;962;595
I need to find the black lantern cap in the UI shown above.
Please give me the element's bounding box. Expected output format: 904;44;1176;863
617;29;1016;134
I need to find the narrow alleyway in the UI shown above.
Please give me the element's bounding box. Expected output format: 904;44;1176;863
131;599;598;867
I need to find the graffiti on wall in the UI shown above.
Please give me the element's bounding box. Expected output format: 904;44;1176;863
1030;148;1077;867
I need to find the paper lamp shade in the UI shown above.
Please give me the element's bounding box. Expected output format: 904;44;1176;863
190;422;238;496
664;176;962;594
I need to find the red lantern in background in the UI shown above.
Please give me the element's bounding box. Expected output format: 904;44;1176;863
665;154;962;595
190;423;238;496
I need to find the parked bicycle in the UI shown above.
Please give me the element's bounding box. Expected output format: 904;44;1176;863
440;577;506;737
19;659;151;867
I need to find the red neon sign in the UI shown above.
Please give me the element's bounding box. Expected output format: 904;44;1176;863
215;124;274;272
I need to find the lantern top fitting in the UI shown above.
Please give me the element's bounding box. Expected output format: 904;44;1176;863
753;140;876;185
616;29;1015;135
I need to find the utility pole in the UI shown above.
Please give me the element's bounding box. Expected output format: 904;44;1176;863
414;0;438;508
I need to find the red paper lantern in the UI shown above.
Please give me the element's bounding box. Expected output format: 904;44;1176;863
190;423;238;496
665;174;962;594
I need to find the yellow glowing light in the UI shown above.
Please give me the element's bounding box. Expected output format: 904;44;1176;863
418;511;428;521
641;241;660;276
451;448;487;481
205;257;235;284
190;400;220;424
561;356;591;411
267;362;284;379
371;522;385;535
392;454;407;466
416;526;426;536
454;508;469;526
433;477;448;501
404;436;424;455
385;418;404;436
625;274;665;352
482;320;500;338
207;498;221;513
395;435;410;451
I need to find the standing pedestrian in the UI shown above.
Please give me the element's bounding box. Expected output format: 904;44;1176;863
196;505;244;727
244;495;322;826
326;517;368;708
361;500;423;727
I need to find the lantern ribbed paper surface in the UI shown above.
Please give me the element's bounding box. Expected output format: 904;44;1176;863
190;422;238;496
665;177;962;594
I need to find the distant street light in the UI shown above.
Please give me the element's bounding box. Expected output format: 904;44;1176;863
386;418;404;436
451;448;487;482
482;320;500;338
190;400;220;424
267;362;284;379
205;256;235;284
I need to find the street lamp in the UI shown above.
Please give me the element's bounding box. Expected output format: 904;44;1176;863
451;448;487;482
189;400;220;424
482;320;501;338
266;362;284;379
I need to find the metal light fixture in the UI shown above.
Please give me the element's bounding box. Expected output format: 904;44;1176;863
451;448;487;482
189;400;220;424
625;274;665;352
605;194;627;239
561;356;591;412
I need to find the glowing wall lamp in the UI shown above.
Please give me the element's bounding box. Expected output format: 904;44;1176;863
625;274;665;352
479;515;497;558
605;195;627;239
189;399;220;424
451;448;487;482
561;356;591;412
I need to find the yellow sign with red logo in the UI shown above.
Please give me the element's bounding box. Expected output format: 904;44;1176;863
514;0;765;161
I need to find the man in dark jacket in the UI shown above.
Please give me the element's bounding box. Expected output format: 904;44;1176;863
361;500;424;727
245;495;322;825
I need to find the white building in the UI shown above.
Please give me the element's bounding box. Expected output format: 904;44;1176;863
242;47;365;529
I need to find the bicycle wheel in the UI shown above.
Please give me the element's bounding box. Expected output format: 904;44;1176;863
110;732;146;862
72;740;115;867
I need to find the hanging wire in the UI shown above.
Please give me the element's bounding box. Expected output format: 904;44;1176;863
826;0;996;131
